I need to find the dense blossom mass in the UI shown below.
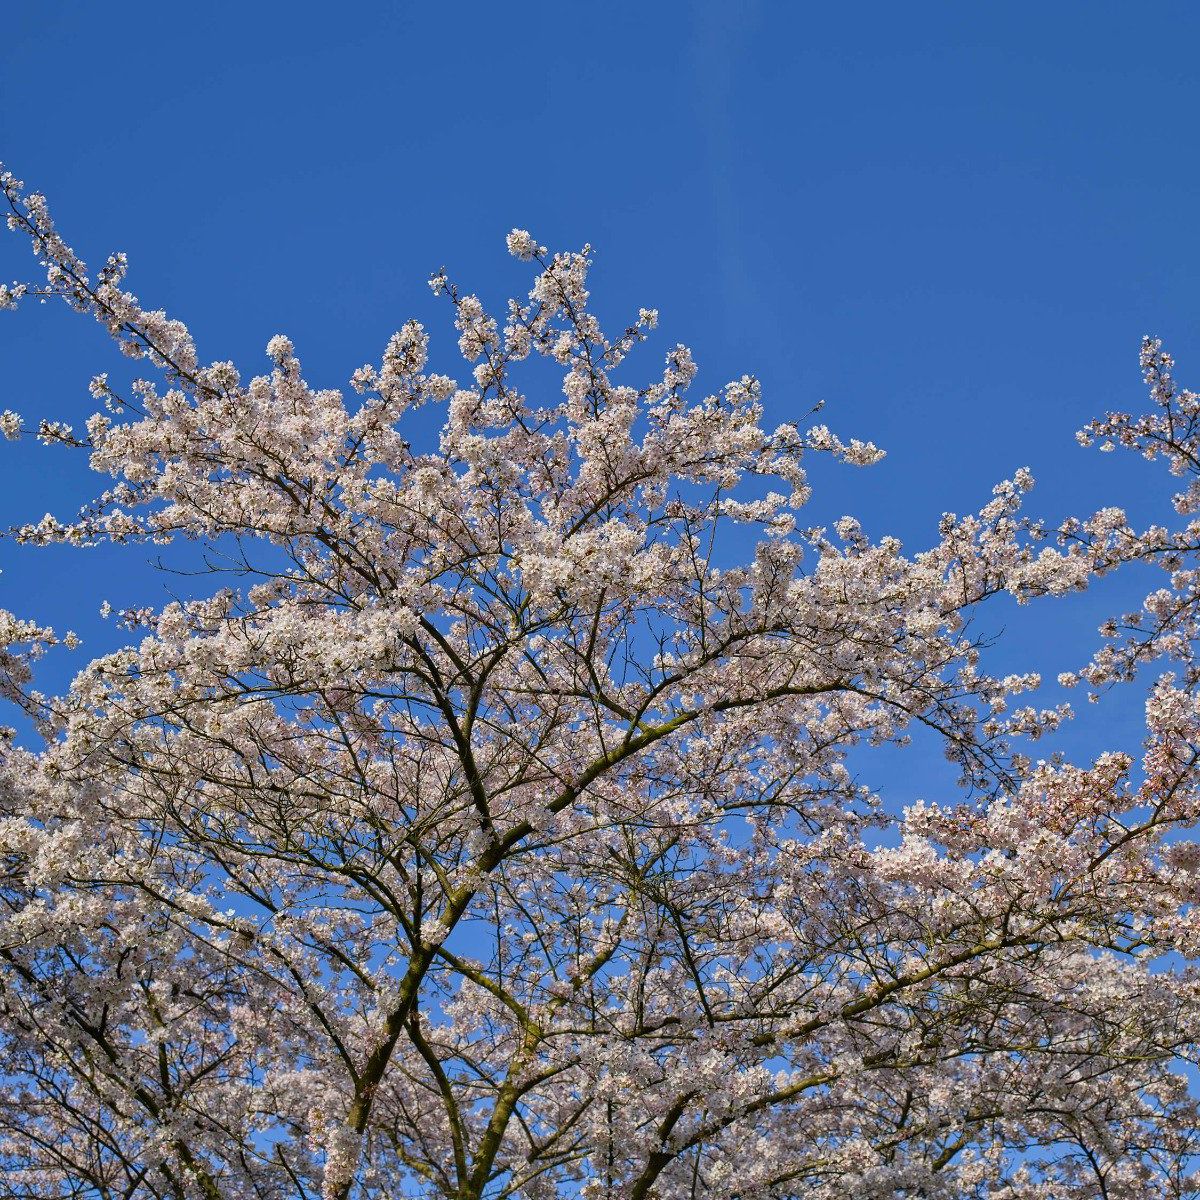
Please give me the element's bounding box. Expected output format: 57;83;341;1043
1;165;1199;1199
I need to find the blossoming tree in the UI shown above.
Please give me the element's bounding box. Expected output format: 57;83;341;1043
1;165;1199;1199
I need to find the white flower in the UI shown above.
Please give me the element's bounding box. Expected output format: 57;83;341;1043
506;228;543;260
265;334;294;363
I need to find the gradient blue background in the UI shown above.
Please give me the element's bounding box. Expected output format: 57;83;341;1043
1;1;1197;790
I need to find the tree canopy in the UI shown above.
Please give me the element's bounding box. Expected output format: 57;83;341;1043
2;166;1199;1199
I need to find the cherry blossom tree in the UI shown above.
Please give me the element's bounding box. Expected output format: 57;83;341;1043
1;164;1199;1199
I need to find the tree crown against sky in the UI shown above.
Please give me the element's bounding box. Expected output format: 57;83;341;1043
2;164;1200;1200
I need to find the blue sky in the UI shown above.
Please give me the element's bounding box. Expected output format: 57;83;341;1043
1;1;1197;782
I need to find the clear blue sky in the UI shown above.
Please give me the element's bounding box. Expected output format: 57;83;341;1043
1;1;1196;779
